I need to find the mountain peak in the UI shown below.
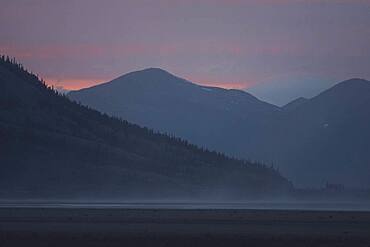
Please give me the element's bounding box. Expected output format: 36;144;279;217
139;67;169;74
125;67;174;78
296;78;370;116
108;67;193;87
314;78;370;100
331;78;370;90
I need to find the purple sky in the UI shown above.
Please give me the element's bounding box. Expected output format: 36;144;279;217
1;0;370;104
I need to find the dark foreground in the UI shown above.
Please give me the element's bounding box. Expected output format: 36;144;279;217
0;207;370;247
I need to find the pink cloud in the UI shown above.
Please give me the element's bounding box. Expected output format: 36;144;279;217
197;81;251;90
189;75;256;89
1;39;304;64
45;77;108;90
45;75;253;91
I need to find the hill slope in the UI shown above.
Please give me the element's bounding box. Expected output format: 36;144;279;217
0;56;292;199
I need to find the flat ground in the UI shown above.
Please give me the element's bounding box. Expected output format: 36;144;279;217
0;207;370;246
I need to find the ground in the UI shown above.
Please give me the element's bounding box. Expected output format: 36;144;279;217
1;207;370;247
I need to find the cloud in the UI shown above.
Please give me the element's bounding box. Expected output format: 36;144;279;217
45;77;107;90
1;0;369;93
193;80;252;90
0;44;103;60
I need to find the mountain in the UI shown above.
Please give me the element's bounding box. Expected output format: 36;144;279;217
243;78;370;187
282;97;308;111
68;68;279;157
69;68;370;188
271;79;370;187
0;56;292;199
246;75;335;106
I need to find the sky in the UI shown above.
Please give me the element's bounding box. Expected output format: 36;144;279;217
1;0;370;105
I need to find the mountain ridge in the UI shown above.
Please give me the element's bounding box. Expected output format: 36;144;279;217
69;68;370;187
263;78;370;187
68;68;278;156
0;55;291;199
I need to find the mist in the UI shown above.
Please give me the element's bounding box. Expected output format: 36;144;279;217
1;1;370;246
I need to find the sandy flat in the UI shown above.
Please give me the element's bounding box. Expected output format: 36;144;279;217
0;207;370;246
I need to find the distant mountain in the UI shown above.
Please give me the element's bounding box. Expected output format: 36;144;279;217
69;68;370;188
246;75;335;106
0;56;291;199
282;97;308;111
68;68;279;156
271;79;370;187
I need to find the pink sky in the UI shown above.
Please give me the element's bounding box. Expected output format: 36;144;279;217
0;0;369;103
